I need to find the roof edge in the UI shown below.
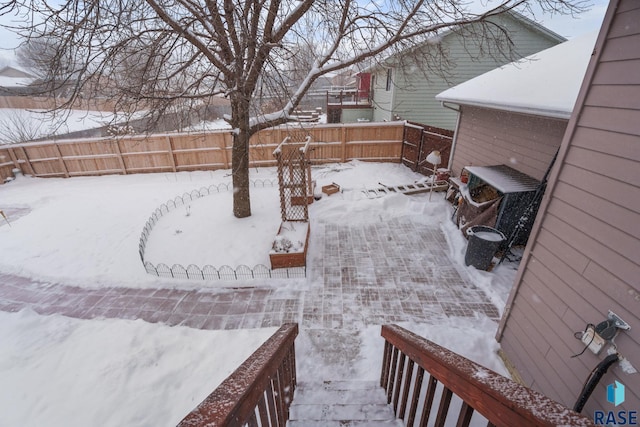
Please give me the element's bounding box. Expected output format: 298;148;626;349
364;8;565;72
505;9;567;43
436;97;572;120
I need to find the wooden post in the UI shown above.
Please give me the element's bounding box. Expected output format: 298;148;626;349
7;147;20;170
19;146;36;176
276;127;284;150
416;129;425;172
112;139;127;174
221;132;230;169
165;136;177;172
400;124;407;165
54;143;70;178
340;124;347;162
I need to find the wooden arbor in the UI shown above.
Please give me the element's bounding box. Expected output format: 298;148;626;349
270;136;313;269
273;136;314;222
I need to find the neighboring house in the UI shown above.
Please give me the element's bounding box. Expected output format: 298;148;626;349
369;11;565;130
440;0;639;418
0;65;37;95
325;72;373;124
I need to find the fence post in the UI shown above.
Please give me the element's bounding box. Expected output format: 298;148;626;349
7;146;20;171
165;136;177;172
18;146;36;176
400;124;407;165
221;132;231;169
112;139;127;174
54;143;70;178
340;125;347;162
416;129;425;172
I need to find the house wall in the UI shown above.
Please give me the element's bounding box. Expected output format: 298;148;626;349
341;108;373;123
371;13;562;130
498;0;640;417
450;106;567;180
372;69;394;122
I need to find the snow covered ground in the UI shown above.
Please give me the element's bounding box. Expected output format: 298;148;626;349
181;113;327;133
0;108;140;144
0;161;519;426
0;310;276;426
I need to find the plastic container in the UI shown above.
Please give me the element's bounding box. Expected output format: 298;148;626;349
464;225;506;270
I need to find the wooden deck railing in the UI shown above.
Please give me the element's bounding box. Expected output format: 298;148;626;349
326;88;372;108
381;324;595;427
178;323;298;427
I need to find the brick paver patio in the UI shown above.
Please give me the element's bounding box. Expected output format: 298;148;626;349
0;215;499;328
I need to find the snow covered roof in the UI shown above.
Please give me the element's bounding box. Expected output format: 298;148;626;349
436;31;598;119
0;65;36;88
466;165;540;193
0;65;35;78
0;75;34;88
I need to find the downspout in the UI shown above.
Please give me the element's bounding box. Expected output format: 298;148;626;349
441;101;461;171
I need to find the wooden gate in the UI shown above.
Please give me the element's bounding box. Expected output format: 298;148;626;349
401;122;453;176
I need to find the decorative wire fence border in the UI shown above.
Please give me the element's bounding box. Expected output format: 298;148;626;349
138;178;306;281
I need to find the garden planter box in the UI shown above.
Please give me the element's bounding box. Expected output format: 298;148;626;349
322;183;340;195
291;180;316;205
291;195;314;206
269;221;310;269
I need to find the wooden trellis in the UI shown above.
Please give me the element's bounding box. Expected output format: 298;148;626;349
273;136;313;222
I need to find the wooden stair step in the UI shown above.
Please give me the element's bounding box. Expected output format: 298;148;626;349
289;403;396;421
287;420;403;427
288;380;401;426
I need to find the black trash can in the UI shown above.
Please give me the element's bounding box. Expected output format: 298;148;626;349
464;226;506;270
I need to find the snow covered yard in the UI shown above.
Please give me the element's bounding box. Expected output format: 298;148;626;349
0;161;519;426
0;108;142;143
0;310;277;426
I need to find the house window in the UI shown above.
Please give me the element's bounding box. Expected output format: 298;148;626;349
385;69;392;91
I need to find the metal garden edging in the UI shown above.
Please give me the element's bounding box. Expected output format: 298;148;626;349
138;178;306;281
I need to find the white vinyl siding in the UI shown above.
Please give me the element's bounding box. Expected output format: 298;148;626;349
372;68;394;122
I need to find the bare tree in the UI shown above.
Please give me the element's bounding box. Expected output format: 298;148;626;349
15;37;50;77
0;0;584;218
0;109;45;143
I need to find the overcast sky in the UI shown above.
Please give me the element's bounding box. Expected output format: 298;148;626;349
0;0;609;67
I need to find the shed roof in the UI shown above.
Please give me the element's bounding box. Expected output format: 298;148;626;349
466;165;540;193
436;31;597;119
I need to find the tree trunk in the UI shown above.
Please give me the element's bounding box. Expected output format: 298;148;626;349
231;95;252;218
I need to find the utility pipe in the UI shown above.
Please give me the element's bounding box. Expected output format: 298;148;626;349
573;353;620;413
440;101;461;171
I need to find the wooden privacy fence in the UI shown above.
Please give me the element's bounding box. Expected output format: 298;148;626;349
0;121;407;183
401;121;454;175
